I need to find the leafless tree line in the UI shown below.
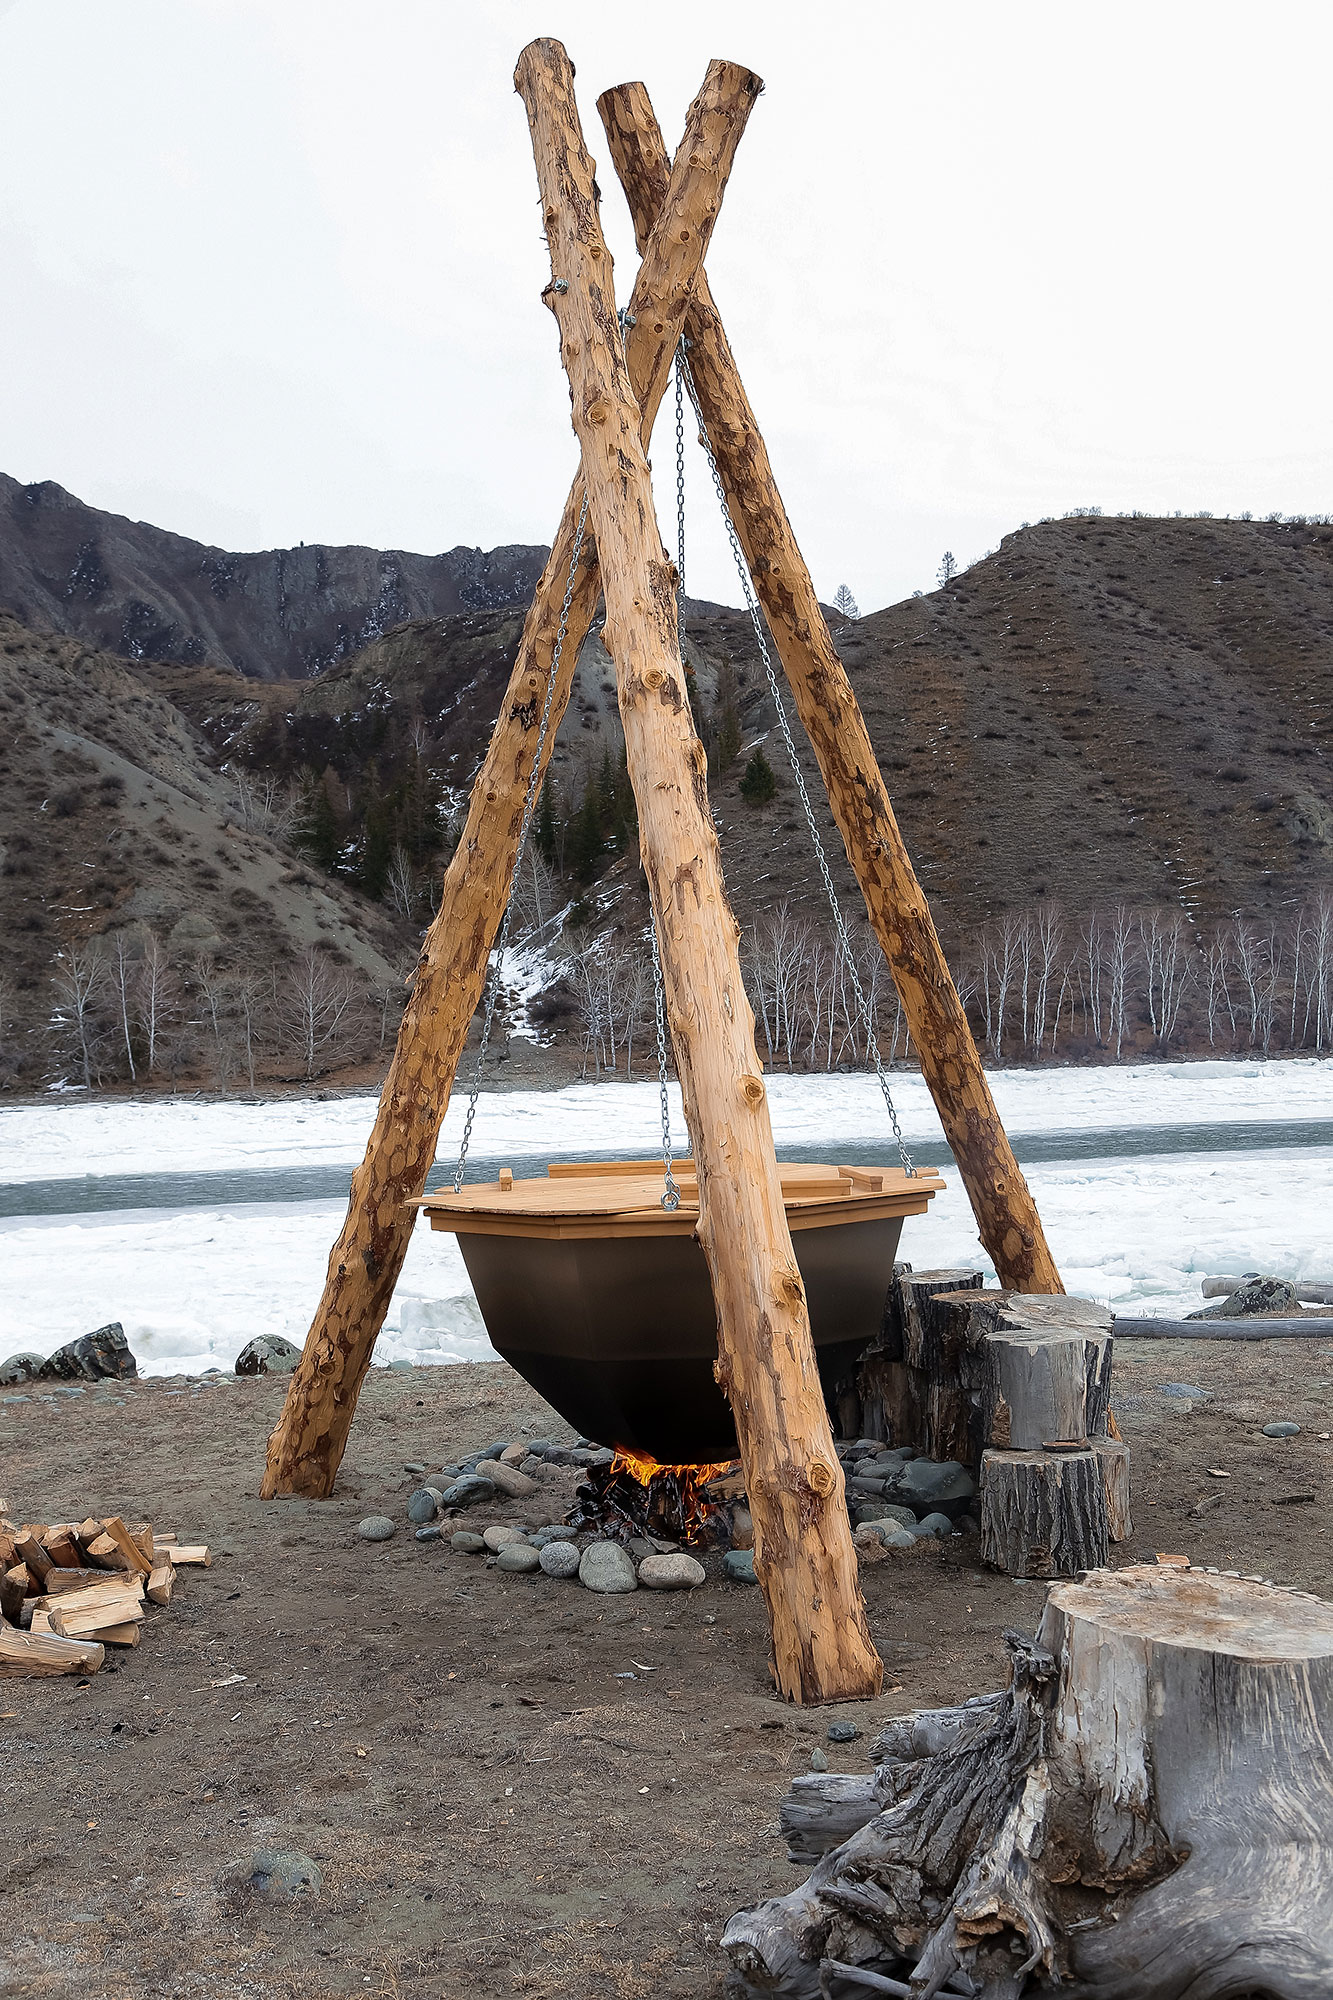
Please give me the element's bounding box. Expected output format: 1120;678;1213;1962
46;927;406;1090
961;894;1333;1060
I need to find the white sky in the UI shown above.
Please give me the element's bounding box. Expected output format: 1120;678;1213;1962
2;1;1330;613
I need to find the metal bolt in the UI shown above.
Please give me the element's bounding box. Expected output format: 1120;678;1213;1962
550;278;568;294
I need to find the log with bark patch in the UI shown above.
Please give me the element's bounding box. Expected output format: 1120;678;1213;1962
723;1564;1333;1999
259;53;764;1504
514;36;879;1704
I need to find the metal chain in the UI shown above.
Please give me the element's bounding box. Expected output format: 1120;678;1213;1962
674;352;688;608
649;920;681;1210
452;493;589;1190
677;345;916;1176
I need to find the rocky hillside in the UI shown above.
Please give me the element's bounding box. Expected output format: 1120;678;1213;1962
0;472;547;679
0;613;412;1090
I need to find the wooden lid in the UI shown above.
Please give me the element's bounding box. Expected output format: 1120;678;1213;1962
415;1158;945;1240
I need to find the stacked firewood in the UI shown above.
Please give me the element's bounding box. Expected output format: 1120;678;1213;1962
0;1502;210;1677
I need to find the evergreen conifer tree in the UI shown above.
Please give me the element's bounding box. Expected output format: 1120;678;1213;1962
739;747;778;805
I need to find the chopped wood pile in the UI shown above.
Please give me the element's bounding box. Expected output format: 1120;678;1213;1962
0;1499;210;1678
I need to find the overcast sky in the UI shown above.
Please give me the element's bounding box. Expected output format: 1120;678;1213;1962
2;1;1330;612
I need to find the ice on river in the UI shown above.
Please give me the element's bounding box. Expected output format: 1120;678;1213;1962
1;1061;1330;1378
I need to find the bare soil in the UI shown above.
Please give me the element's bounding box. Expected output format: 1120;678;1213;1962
2;1336;1330;2000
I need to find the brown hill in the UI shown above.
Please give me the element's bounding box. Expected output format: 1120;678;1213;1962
0;471;547;679
0;613;412;1090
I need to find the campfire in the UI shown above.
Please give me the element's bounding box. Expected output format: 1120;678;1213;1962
566;1449;745;1550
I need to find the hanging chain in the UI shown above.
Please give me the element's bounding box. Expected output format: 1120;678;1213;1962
650;920;681;1211
674;352;688;609
452;493;590;1191
676;345;915;1177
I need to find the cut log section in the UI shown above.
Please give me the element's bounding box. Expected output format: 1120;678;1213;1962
976;1325;1112;1452
724;1566;1333;2000
1091;1436;1132;1542
146;1557;175;1606
0;1625;104;1677
979;1446;1109;1578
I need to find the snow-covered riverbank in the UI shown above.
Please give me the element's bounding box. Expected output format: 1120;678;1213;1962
1;1061;1329;1377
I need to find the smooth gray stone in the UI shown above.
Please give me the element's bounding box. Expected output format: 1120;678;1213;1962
440;1476;496;1508
857;1520;916;1551
414;1525;443;1542
538;1540;581;1578
357;1515;395;1542
893;1458;975;1509
406;1488;440;1524
827;1721;860;1743
724;1548;758;1585
578;1541;638;1593
482;1525;525;1551
855;1502;918;1529
216;1849;322;1903
1262;1421;1301;1438
1158;1382;1210;1399
451;1531;486;1553
638;1553;706;1589
496;1543;541;1573
809;1748;829;1772
912;1511;954;1539
404;1461;427;1475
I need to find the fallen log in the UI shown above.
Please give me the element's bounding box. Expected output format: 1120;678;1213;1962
1203;1274;1333;1303
0;1624;105;1676
724;1565;1333;1999
1116;1316;1333;1339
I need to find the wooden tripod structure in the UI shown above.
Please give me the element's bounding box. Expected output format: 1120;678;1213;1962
261;41;1062;1705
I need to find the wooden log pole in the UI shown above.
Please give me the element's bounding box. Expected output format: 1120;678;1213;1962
515;37;880;1704
260;56;764;1500
597;84;1062;1296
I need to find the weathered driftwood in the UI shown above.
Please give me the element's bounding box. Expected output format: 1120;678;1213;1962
1115;1315;1333;1339
724;1565;1333;2000
1203;1274;1333;1302
515;38;878;1705
598;82;1062;1298
259;55;762;1501
980;1446;1109;1579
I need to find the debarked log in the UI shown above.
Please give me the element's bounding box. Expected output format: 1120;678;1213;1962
723;1565;1333;2000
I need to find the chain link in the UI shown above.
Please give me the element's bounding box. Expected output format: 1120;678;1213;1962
676;346;916;1177
650;919;681;1210
452;493;590;1191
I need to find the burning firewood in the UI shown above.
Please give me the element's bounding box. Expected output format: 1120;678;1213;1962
0;1507;209;1674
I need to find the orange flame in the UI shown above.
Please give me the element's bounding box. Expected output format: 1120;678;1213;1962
609;1448;739;1488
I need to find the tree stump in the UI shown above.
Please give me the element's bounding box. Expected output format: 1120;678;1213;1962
979;1446;1109;1578
853;1266;982;1450
1091;1437;1132;1542
977;1325;1113;1452
723;1564;1333;1999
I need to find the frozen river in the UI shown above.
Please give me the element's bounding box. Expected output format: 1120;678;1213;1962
2;1061;1330;1377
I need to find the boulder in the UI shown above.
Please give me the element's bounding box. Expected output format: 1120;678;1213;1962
473;1458;537;1499
1189;1276;1300;1320
37;1322;137;1382
495;1543;541;1573
538;1540;581;1578
234;1334;302;1376
0;1352;45;1385
890;1457;974;1515
578;1541;638;1593
638;1553;706;1590
216;1849;322;1907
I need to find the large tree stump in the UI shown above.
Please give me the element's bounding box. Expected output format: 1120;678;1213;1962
979;1446;1109;1579
723;1564;1333;1999
258;57;761;1500
852;1266;982;1450
515;39;879;1704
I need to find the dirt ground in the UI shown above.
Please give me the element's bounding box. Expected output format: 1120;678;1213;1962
2;1335;1330;2000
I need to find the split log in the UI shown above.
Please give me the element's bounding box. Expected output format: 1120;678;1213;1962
83;1532;129;1571
28;1608;53;1633
980;1446;1109;1578
515;37;879;1704
146;1557;174;1606
41;1566;113;1594
1091;1437;1132;1542
13;1532;52;1584
724;1566;1333;2000
598;84;1061;1297
1115;1315;1333;1339
22;1577;144;1627
166;1545;210;1567
41;1527;82;1569
0;1624;104;1676
0;1565;28;1624
98;1516;152;1576
50;1596;143;1639
259;59;763;1504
